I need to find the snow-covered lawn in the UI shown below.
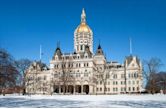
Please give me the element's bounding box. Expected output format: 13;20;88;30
0;94;166;108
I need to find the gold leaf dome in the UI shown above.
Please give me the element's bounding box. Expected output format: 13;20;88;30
76;22;91;33
75;8;92;33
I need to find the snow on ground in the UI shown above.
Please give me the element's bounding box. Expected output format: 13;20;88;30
0;94;166;108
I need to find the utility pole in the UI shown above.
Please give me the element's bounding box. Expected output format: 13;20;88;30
40;45;42;62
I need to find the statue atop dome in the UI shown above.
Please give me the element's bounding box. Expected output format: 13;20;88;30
81;8;86;23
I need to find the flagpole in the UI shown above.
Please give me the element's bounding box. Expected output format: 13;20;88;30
130;38;132;55
40;45;42;62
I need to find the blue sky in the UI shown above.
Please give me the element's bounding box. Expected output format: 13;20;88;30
0;0;166;71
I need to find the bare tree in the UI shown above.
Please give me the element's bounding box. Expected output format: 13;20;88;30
0;48;20;95
143;57;162;94
94;63;112;95
58;60;75;95
15;59;32;94
154;72;166;94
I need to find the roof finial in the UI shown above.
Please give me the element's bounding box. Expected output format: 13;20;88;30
81;8;86;23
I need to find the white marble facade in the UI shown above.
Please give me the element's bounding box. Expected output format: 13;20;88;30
25;9;143;95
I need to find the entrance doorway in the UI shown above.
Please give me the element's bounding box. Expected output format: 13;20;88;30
83;85;89;94
53;85;59;93
76;85;81;93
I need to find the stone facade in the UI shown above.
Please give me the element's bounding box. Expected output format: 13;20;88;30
25;9;143;95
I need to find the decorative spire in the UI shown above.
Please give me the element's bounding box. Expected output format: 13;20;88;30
98;39;101;49
81;8;86;23
96;44;103;55
98;44;101;49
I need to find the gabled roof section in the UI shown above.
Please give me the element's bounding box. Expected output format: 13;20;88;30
125;55;141;67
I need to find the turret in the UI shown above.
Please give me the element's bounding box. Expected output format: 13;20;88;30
52;46;62;60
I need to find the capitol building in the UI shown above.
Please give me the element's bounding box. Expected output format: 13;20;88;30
25;9;143;95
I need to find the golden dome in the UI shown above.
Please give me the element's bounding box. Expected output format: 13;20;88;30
76;22;91;33
75;8;92;33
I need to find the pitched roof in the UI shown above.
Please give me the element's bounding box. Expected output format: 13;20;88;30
125;55;140;67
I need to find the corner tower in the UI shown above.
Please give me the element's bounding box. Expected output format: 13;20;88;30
74;8;93;53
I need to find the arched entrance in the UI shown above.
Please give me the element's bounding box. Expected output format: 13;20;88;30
68;85;74;94
83;85;89;94
53;85;59;93
75;85;81;93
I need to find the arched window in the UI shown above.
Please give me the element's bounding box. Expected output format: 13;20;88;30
100;88;102;91
128;87;131;91
100;81;102;85
133;87;135;91
80;45;83;50
116;81;118;85
134;72;137;78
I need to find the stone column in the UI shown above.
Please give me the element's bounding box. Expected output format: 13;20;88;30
89;85;93;95
74;85;76;95
81;85;83;94
59;85;61;94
